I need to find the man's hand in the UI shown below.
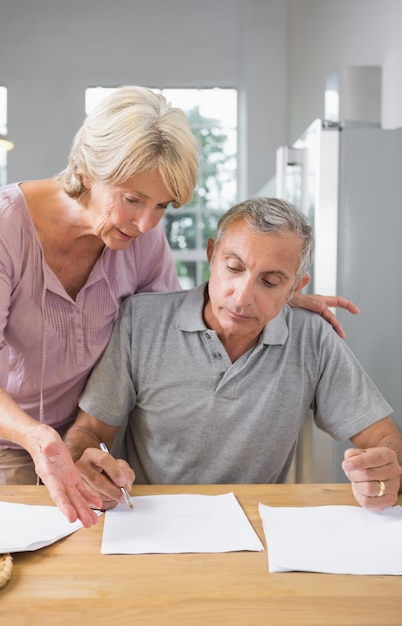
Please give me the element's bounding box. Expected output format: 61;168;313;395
76;447;135;511
31;426;103;527
342;447;402;511
288;293;359;338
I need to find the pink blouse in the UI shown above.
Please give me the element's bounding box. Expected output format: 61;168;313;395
0;183;180;448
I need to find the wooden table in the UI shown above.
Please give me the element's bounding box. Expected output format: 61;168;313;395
0;484;401;626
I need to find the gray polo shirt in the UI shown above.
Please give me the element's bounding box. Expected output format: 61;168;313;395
79;283;392;484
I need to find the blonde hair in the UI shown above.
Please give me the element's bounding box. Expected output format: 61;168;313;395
60;86;199;207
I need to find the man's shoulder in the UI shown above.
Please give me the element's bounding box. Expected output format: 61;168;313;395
281;304;338;338
120;288;188;315
283;303;328;323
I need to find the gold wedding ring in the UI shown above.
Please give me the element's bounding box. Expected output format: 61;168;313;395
377;480;386;497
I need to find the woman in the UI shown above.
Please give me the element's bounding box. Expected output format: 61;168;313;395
0;86;357;526
0;86;198;526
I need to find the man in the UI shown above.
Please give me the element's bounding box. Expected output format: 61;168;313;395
65;197;402;512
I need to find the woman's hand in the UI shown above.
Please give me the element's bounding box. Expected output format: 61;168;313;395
288;293;359;338
31;425;102;527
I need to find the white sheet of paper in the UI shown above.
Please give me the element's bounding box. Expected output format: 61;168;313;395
259;503;402;575
101;492;264;554
0;502;84;553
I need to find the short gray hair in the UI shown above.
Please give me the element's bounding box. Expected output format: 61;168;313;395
59;86;199;207
213;197;314;285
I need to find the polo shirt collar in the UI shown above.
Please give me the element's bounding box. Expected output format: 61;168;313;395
177;283;208;331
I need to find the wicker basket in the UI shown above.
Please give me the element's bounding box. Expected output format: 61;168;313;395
0;553;13;589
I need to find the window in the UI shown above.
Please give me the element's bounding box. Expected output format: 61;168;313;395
85;87;238;287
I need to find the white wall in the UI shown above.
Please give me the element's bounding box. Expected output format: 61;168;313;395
288;0;402;142
0;0;287;198
2;1;402;194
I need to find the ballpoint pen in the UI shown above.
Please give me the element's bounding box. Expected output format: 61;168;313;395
99;442;134;510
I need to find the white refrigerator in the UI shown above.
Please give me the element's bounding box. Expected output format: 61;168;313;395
276;119;402;482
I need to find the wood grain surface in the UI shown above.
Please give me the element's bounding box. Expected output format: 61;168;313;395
0;484;401;626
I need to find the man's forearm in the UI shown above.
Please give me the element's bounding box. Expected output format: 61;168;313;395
64;426;103;462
